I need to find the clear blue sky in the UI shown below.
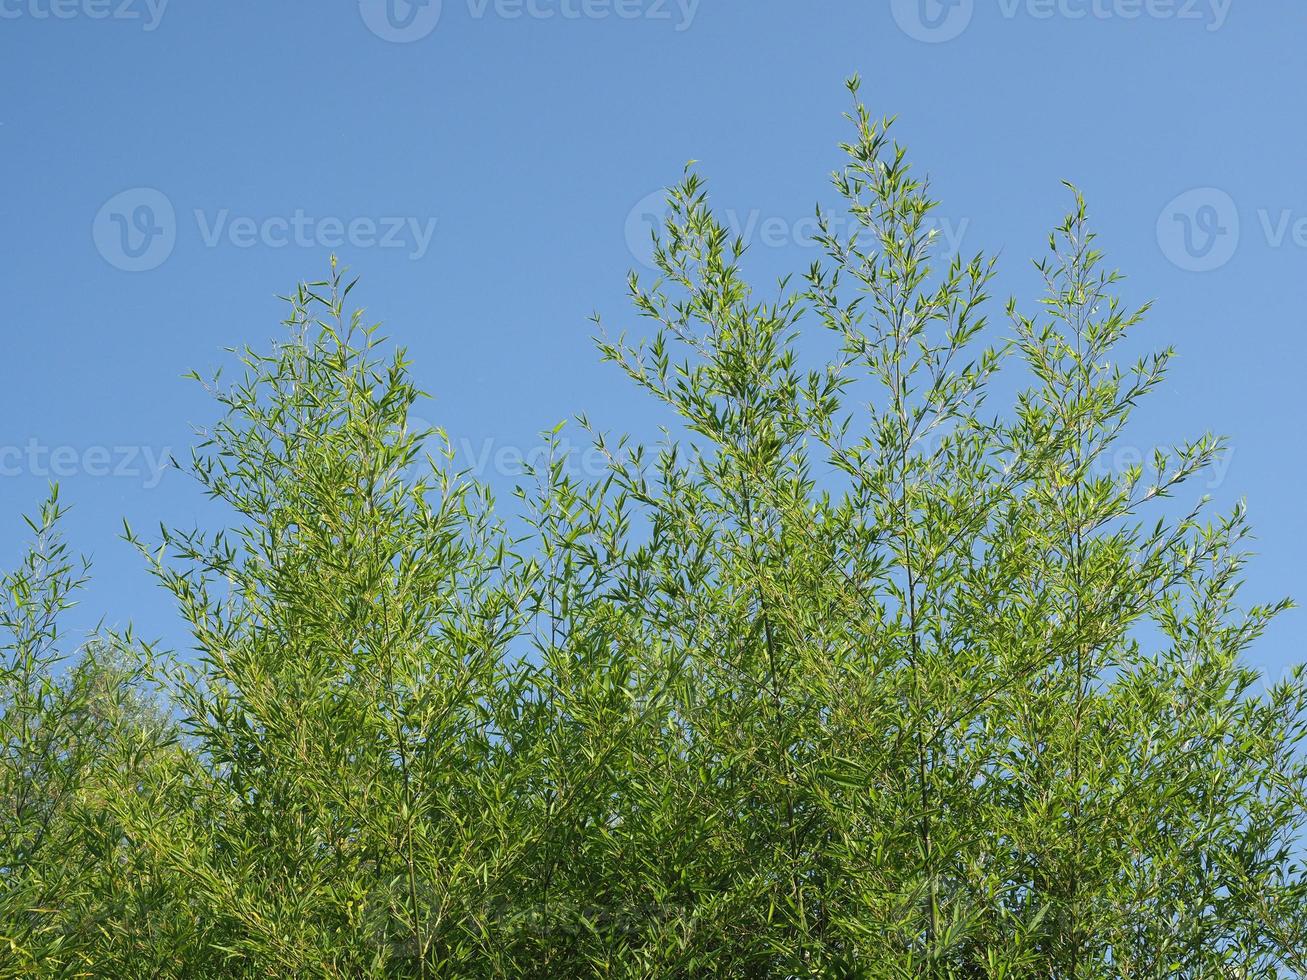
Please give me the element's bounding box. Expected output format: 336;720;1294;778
2;1;1304;682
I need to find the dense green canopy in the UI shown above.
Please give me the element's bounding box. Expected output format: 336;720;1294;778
3;82;1304;977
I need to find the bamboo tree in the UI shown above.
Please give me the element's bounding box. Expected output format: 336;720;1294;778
1;85;1303;978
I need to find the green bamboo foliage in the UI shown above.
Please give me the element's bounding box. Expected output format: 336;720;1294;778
0;491;179;976
1;82;1303;977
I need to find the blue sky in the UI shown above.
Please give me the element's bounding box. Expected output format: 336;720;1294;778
2;1;1304;680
